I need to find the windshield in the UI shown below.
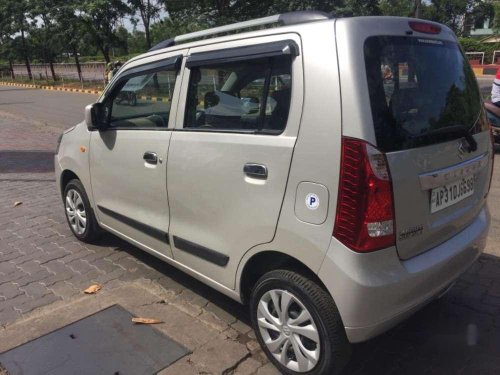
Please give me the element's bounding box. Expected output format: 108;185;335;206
364;36;482;152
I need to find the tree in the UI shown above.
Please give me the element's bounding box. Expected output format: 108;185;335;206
379;0;414;17
0;5;16;79
165;0;348;26
493;1;500;34
30;0;62;81
0;35;16;79
339;0;382;16
114;26;130;56
150;17;206;45
413;0;421;18
80;0;131;63
2;0;32;79
49;0;87;81
128;0;162;49
421;0;492;37
128;30;148;53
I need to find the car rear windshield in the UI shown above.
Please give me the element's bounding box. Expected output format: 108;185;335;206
364;36;482;152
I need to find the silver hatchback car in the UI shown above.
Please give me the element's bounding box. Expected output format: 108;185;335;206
55;11;493;374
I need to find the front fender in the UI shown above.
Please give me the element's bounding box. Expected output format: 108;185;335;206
56;122;94;207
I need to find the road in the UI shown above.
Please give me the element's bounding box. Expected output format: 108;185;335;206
1;85;500;374
477;76;495;99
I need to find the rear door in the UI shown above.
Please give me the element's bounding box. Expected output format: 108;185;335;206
338;18;493;260
167;35;303;288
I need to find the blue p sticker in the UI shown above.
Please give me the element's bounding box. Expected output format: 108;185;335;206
305;193;319;210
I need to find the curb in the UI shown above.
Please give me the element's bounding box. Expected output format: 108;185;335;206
0;81;101;95
472;65;498;77
138;96;169;102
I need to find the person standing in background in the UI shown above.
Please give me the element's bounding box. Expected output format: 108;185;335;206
106;62;115;84
491;66;500;107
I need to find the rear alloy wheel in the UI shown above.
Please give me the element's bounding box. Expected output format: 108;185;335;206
63;179;101;243
250;270;351;375
257;289;321;372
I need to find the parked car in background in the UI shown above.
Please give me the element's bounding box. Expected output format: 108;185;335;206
55;11;493;374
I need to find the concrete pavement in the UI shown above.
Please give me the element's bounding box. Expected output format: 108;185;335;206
1;85;500;374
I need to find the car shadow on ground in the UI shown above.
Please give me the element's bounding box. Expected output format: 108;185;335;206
0;151;54;173
95;232;250;323
91;231;500;374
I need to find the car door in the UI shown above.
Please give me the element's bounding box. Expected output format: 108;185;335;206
90;51;186;258
167;35;303;288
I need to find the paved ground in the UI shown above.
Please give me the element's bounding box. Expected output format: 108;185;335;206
1;84;500;374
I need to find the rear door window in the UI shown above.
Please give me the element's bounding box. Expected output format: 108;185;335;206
184;56;292;134
364;36;483;152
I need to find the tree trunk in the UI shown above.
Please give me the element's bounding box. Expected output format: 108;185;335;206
100;45;111;63
49;58;57;81
20;28;32;80
145;22;152;49
413;0;421;18
8;59;15;80
72;46;82;81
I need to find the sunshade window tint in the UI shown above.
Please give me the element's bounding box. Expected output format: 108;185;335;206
364;36;482;152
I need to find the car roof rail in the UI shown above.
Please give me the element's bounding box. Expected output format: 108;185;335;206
148;10;330;52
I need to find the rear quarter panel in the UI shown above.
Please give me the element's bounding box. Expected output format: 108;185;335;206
235;20;342;291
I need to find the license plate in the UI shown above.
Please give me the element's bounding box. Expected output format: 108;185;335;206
430;176;475;213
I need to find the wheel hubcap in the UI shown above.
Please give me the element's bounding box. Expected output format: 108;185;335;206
65;189;86;235
257;289;321;372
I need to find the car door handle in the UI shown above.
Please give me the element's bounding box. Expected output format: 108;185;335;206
244;163;268;179
143;151;158;164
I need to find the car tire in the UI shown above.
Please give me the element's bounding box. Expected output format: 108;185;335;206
63;179;101;243
250;269;351;375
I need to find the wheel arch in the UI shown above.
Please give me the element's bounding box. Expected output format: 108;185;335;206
238;250;329;305
60;170;81;197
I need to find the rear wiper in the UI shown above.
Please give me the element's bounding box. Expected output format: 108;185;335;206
409;125;477;152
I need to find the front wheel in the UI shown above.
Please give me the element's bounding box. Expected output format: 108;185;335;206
250;270;351;375
63;179;101;243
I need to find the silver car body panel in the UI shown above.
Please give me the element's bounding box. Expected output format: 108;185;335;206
419;152;489;190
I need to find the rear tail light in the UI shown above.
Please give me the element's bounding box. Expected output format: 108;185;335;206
409;21;441;34
333;137;395;252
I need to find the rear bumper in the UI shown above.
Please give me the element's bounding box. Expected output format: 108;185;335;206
318;205;490;343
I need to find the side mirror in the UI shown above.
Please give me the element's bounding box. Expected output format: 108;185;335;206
85;103;107;131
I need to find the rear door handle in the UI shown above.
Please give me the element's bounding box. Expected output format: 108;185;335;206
143;151;158;164
244;163;267;179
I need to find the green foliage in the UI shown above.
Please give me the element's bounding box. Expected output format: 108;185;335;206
339;0;382;16
165;0;347;26
0;0;499;73
127;0;163;48
458;37;500;64
80;0;131;62
493;2;500;34
379;0;414;17
150;18;206;45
